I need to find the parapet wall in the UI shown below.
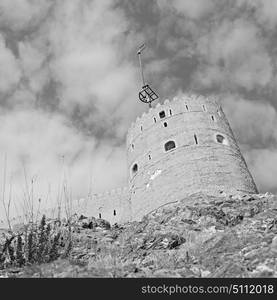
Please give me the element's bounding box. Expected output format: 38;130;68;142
74;187;131;224
127;94;220;145
0;186;131;228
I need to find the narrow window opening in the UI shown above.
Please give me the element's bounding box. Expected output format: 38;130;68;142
186;105;189;111
202;105;206;112
148;154;151;160
163;122;168;127
131;144;134;150
211;115;214;121
99;213;102;219
164;140;176;151
113;210;116;216
159;111;166;119
154;117;157;123
132;163;138;175
140;126;143;131
194;134;198;145
169;109;172;116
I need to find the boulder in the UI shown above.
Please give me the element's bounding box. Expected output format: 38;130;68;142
79;217;97;229
78;215;87;221
96;219;111;230
270;236;277;252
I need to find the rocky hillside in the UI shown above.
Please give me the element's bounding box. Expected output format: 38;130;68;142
1;192;277;277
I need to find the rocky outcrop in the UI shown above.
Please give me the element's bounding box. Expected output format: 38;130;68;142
1;192;277;278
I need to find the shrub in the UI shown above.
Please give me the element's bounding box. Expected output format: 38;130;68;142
0;215;72;269
16;235;25;267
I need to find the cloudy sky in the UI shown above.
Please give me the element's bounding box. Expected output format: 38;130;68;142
1;0;277;220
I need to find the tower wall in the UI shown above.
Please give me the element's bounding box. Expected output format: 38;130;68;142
127;94;258;221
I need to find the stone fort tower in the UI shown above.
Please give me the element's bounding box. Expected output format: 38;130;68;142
73;93;258;224
126;94;258;221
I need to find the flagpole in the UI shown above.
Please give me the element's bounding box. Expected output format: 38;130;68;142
137;44;146;87
137;43;158;107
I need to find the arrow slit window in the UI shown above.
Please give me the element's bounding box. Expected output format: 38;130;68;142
132;163;138;175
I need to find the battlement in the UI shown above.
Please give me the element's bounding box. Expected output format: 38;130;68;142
73;186;131;224
126;93;222;146
92;186;129;200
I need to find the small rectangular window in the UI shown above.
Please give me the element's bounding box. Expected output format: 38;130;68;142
159;111;166;118
99;213;102;219
165;140;176;151
113;210;116;216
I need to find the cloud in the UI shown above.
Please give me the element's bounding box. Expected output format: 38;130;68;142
0;0;139;220
245;148;277;192
18;40;49;95
220;94;277;193
0;0;53;32
222;95;277;146
41;0;143;138
193;19;273;91
157;0;215;20
237;0;277;30
0;109;127;219
0;34;22;94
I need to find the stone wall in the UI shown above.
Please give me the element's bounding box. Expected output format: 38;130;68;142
74;187;131;224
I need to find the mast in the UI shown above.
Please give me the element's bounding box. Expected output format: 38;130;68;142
137;43;158;108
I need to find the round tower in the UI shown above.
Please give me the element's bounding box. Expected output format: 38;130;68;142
126;94;258;221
